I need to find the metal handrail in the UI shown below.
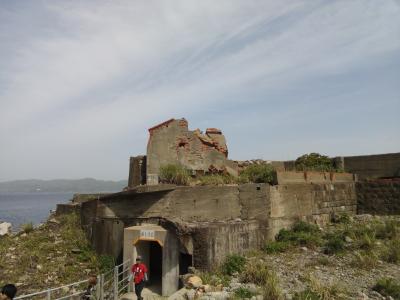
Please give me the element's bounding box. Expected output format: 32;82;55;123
14;259;132;300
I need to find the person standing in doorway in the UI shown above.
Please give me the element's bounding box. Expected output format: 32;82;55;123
130;256;148;300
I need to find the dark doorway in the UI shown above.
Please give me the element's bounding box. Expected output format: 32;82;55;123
148;241;162;293
179;252;192;275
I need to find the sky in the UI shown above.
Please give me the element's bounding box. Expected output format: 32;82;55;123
0;0;399;181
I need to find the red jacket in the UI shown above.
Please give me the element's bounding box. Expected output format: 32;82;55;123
131;263;148;284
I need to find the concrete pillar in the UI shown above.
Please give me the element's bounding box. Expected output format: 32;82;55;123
162;231;179;296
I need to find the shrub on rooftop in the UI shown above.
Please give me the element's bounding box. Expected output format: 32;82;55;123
295;153;334;172
240;164;277;184
159;164;191;185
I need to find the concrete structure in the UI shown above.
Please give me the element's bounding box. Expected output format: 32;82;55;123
123;224;179;296
338;152;400;180
58;118;399;296
357;179;400;215
128;118;238;187
77;175;357;295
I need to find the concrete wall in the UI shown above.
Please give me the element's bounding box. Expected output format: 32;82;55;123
356;180;400;215
340;152;400;180
277;171;355;184
128;156;146;188
191;220;266;270
86;182;358;264
268;182;357;238
88;184;269;259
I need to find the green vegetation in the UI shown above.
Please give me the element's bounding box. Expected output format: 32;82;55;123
324;232;345;255
198;173;238;185
159;164;191;185
241;260;282;300
275;221;323;249
294;275;345;300
21;222;34;234
239;164;277;184
373;278;400;299
234;287;256;299
263;217;400;269
263;240;291;254
198;271;230;287
0;213;110;295
295;153;334;172
221;254;246;276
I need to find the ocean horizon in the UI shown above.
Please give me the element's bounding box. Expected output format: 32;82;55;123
0;192;73;231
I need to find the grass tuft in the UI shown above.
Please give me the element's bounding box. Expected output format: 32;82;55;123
373;278;400;299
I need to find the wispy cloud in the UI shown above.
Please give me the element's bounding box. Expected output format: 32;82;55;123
0;0;399;180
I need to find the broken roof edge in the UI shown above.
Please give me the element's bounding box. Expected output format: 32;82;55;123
148;118;176;132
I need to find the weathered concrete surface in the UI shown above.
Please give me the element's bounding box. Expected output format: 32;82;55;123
340;152;400;180
146;118;238;185
190;220;266;270
268;183;357;238
84;182;358;270
276;171;355;184
128;156;147;188
56;202;80;215
357;180;400;215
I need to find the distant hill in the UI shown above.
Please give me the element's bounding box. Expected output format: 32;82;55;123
0;178;127;193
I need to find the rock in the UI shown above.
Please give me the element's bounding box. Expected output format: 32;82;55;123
71;248;82;254
48;218;60;225
36;264;43;270
203;291;229;300
300;247;308;252
202;284;212;293
186;289;196;300
357;291;369;300
187;275;203;289
229;282;241;290
345;236;353;243
0;222;12;236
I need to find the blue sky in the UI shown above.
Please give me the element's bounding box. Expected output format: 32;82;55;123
0;0;399;181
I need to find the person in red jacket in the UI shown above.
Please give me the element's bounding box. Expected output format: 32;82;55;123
130;256;148;300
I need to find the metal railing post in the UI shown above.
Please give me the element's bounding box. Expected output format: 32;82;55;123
46;289;51;300
96;275;101;300
100;274;105;300
113;265;118;300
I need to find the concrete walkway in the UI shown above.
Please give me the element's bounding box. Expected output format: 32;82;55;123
119;288;166;300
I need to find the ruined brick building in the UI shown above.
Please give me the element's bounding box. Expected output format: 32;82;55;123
128;118;238;187
59;118;400;296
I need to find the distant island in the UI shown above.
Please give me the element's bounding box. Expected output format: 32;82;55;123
0;178;127;193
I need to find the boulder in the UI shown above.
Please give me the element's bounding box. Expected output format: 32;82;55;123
0;222;12;236
187;275;203;289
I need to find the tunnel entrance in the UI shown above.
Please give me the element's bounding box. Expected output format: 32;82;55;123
135;240;163;294
124;224;180;296
148;241;162;291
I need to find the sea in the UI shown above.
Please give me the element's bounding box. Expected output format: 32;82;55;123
0;192;74;231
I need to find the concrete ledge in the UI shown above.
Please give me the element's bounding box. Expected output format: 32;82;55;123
277;171;355;184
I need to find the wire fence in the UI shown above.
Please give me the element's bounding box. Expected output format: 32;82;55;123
14;260;132;300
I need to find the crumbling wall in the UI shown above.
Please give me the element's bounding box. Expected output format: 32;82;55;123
146;118;238;185
357;180;400;215
128;156;146;188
